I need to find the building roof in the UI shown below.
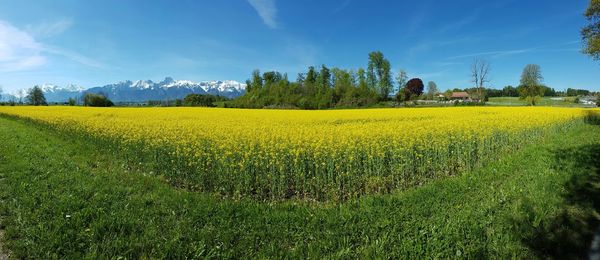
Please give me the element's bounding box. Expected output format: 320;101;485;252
451;92;470;98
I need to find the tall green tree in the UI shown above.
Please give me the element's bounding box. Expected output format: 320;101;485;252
250;69;263;92
26;86;47;106
395;70;408;102
332;68;350;103
379;60;393;100
317;65;331;93
395;70;407;92
367;51;393;100
245;79;252;92
305;66;317;85
305;66;318;96
582;0;600;60
366;61;377;91
519;64;544;105
357;68;368;91
426;81;438;100
263;71;282;85
316;65;333;108
296;73;305;84
356;68;378;104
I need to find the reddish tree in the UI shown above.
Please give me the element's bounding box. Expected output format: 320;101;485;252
403;78;424;101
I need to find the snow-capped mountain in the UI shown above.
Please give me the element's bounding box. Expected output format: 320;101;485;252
0;89;30;102
161;78;246;93
39;84;86;103
39;83;85;93
86;77;246;102
2;78;246;103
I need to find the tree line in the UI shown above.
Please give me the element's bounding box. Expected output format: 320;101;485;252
147;94;229;107
231;51;428;109
485;86;591;98
231;51;599;108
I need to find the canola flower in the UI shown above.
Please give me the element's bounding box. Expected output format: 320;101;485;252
0;106;596;200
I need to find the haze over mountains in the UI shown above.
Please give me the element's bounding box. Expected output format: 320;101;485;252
1;77;247;103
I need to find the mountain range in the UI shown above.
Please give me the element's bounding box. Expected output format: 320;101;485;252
1;77;246;103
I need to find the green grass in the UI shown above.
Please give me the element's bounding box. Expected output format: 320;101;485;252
0;116;599;258
487;96;588;107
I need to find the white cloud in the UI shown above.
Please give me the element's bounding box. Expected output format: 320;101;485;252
0;20;105;72
26;18;73;38
0;21;47;72
247;0;278;29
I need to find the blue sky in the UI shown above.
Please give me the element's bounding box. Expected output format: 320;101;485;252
0;0;598;93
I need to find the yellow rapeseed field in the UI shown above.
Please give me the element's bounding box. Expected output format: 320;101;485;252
0;106;595;200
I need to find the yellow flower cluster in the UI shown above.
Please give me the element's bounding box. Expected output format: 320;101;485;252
0;106;594;200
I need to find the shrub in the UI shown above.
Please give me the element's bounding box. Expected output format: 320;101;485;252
454;101;485;107
183;94;228;107
83;93;114;107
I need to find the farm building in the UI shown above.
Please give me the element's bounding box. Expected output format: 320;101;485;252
450;92;470;101
580;96;598;106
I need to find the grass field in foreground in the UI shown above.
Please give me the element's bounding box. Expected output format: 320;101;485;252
0;115;599;258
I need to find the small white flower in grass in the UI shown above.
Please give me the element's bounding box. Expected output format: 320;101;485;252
65;214;71;218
